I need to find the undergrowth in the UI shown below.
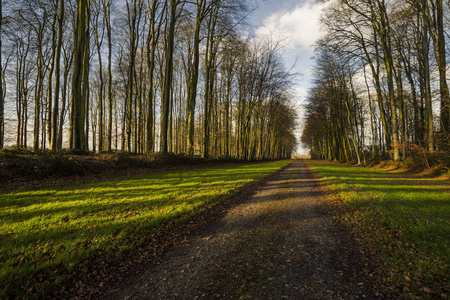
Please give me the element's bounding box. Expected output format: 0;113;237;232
0;150;266;189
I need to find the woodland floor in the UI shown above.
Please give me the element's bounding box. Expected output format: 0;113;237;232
99;160;394;299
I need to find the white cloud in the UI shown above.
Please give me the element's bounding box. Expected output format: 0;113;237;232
256;1;326;50
294;86;308;99
289;86;308;106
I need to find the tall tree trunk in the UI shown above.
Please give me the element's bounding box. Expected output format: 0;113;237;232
47;13;57;149
51;0;64;151
16;51;22;147
0;0;3;149
59;64;68;149
70;0;89;151
422;11;434;151
83;6;90;151
34;54;43;151
94;6;104;152
376;0;399;160
126;0;137;152
160;0;179;153
202;5;218;158
102;0;113;151
146;0;163;153
394;63;406;158
187;0;205;156
428;0;449;133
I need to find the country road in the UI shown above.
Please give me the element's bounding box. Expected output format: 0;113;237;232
101;160;380;299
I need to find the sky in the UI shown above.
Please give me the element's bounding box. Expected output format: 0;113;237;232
249;0;327;154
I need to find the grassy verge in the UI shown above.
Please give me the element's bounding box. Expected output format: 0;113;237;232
307;161;449;299
0;160;291;298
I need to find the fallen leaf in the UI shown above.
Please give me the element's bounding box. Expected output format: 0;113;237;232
408;293;421;300
421;287;433;294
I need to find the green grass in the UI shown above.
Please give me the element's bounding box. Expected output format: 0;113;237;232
0;160;291;298
307;161;449;299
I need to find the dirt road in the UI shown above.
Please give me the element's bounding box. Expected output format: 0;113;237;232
102;160;378;299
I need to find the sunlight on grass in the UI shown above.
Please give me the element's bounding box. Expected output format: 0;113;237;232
307;161;449;298
0;160;291;298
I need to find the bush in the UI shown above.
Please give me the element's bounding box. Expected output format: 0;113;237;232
0;146;34;156
37;155;90;176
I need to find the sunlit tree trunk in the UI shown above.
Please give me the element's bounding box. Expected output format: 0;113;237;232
59;47;72;150
70;0;89;151
82;2;90;151
125;0;140;152
51;0;64;151
160;0;181;153
146;0;164;153
47;12;57;149
426;0;449;133
93;5;104;152
187;0;205;156
100;0;113;151
421;8;434;152
202;4;219;158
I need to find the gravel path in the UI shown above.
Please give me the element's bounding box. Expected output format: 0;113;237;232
102;160;377;299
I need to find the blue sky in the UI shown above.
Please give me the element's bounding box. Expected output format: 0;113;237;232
249;0;326;154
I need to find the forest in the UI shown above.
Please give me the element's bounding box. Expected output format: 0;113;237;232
0;0;298;160
0;1;449;299
302;0;450;167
